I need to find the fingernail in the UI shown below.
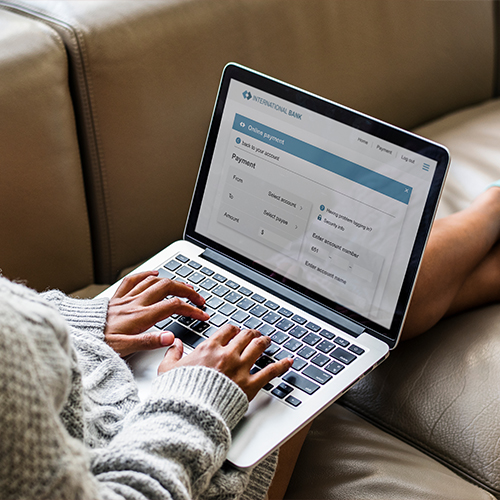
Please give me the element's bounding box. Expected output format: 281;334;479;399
161;332;173;346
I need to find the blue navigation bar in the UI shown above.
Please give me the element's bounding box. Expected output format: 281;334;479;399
232;114;412;204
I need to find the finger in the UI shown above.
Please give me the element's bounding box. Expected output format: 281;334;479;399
132;278;206;307
155;279;206;306
113;271;159;298
152;297;210;322
228;328;262;354
208;323;241;345
254;357;293;386
240;334;272;363
110;330;174;357
158;338;184;373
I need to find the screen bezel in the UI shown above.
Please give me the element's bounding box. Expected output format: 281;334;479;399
185;63;450;348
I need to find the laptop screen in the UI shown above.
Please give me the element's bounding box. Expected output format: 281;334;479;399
187;64;449;345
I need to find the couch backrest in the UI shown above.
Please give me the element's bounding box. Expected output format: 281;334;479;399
0;10;94;292
2;0;496;285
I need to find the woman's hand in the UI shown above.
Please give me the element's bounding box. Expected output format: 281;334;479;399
105;271;209;357
158;323;293;401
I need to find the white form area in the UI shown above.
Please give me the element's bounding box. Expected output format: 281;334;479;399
196;79;436;329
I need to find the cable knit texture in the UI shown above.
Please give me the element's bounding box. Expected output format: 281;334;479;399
0;276;277;500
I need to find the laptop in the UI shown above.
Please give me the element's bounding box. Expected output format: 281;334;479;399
99;63;450;468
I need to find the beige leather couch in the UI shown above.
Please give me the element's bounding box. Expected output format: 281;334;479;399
1;1;499;498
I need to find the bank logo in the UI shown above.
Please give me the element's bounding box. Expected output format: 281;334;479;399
242;90;252;100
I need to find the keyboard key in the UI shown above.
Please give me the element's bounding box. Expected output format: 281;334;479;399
200;278;217;290
277;382;293;394
278;307;293;318
212;285;229;297
225;291;242;304
317;340;335;353
219;303;237;316
204;325;218;337
271;331;289;344
284;338;302;351
164;259;181;271
275;349;292;361
213;273;227;282
303;333;321;345
168;321;205;348
334;337;350;347
263;311;281;324
319;328;335;340
158;268;175;279
311;353;330;367
252;293;266;303
283;372;319;395
206;297;224;309
244;317;262;330
255;355;275;369
291;314;307;325
191;321;210;334
271;387;288;399
259;324;275;336
188;261;202;269
237;298;255;311
298;346;316;359
188;272;205;284
263;382;274;391
303;365;332;385
200;267;214;276
349;344;365;355
226;280;239;289
285;395;302;407
155;317;172;330
197;290;211;300
176;254;189;263
178;316;195;326
176;266;193;278
232;310;249;323
331;347;356;365
291;357;307;371
239;287;252;296
265;300;279;310
249;304;268;317
209;314;227;327
276;318;294;332
306;321;321;332
264;343;280;356
325;361;344;375
289;325;308;339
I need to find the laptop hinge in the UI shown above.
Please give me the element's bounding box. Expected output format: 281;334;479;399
202;248;365;338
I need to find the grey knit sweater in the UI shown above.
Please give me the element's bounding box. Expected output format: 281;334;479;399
0;276;277;500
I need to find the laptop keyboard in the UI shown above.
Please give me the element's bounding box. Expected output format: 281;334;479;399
155;253;366;408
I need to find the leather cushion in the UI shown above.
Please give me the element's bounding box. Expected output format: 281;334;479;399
0;9;93;292
287;404;494;500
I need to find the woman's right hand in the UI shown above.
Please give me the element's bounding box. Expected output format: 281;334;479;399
158;324;293;401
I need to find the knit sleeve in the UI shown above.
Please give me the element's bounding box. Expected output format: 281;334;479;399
91;365;254;500
0;277;101;500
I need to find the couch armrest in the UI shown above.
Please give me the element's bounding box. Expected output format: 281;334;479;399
0;9;93;292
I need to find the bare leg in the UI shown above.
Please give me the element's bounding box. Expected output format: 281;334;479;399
267;423;312;500
402;187;500;340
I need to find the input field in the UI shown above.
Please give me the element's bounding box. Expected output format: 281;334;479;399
259;227;290;249
352;264;374;283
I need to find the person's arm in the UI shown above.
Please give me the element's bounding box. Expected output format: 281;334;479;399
43;271;210;357
1;276;291;500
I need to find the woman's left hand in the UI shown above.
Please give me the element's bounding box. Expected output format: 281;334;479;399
104;271;209;357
